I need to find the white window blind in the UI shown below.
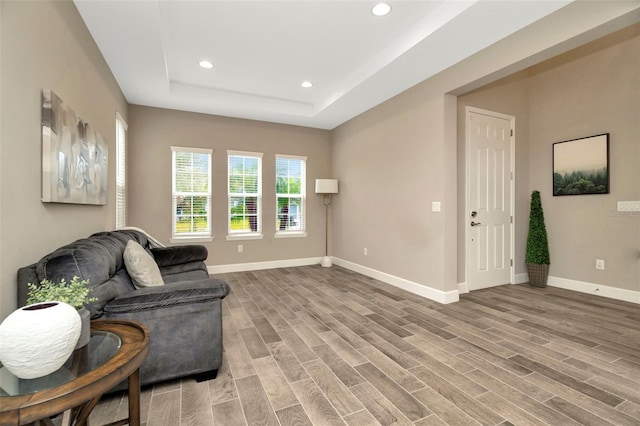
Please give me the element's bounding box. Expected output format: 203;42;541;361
115;113;127;229
276;155;306;234
228;151;262;236
172;146;212;239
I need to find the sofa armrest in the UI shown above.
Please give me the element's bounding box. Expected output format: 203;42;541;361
151;245;207;267
103;278;229;314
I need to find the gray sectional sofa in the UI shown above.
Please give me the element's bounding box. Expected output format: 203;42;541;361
17;229;229;387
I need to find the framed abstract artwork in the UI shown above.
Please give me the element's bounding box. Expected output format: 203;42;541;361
552;133;609;196
41;89;108;204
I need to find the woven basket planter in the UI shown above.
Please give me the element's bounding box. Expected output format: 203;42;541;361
527;263;549;288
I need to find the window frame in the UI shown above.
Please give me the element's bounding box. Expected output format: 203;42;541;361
226;150;263;241
275;154;307;238
115;113;127;229
171;146;213;243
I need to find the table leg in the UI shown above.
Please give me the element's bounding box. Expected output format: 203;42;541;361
128;369;141;426
61;346;90;426
74;397;100;425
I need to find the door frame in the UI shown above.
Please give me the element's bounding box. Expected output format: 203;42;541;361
464;106;516;292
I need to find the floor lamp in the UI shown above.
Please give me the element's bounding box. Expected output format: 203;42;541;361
315;179;338;267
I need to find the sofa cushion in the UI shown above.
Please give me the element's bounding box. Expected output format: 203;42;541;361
34;232;140;317
124;240;165;289
159;262;209;284
37;238;120;286
152;245;207;267
85;268;136;318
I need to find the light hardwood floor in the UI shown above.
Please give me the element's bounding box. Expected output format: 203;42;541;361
90;265;640;425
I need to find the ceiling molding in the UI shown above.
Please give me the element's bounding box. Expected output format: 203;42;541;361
74;0;638;129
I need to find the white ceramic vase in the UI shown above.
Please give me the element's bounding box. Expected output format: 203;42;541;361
0;301;81;379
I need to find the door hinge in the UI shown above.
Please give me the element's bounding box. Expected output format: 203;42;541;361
510;259;513;267
510;172;513;180
510;216;513;224
510;129;513;137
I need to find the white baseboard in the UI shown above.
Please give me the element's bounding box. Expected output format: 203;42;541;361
207;258;638;305
547;276;640;304
207;256;459;304
208;257;321;274
333;257;459;304
513;273;528;284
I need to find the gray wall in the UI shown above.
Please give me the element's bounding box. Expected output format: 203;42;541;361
0;0;128;320
527;25;638;292
331;89;457;293
127;105;332;266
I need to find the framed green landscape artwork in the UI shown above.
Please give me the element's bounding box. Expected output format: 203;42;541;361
553;133;609;196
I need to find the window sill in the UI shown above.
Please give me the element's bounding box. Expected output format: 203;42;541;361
274;232;307;239
170;236;214;244
225;234;264;241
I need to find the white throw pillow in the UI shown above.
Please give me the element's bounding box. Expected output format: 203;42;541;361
124;240;164;288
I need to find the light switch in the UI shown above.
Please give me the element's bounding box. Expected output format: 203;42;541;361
618;201;640;211
432;201;441;212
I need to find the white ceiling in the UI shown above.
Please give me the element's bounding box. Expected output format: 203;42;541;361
74;0;573;129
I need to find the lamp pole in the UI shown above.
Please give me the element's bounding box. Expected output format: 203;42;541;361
315;179;338;268
321;194;332;267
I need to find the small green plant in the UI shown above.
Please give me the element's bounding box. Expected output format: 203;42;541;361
27;276;97;310
525;190;550;265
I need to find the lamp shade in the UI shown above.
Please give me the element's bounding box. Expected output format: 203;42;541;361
315;179;338;194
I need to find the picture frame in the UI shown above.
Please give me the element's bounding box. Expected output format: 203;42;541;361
552;133;609;196
42;89;108;205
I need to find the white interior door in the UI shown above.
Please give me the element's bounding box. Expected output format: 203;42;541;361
466;108;514;291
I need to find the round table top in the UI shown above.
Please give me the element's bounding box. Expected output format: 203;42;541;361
0;320;149;425
0;330;121;396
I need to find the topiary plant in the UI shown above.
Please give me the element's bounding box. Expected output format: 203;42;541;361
525;190;550;264
27;276;96;310
525;190;550;287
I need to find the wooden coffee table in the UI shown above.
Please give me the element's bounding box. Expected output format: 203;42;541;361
0;320;149;426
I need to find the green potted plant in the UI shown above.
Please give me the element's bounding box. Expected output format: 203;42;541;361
525;190;550;287
27;276;96;348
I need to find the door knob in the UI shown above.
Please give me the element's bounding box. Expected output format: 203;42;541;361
470;211;477;218
471;221;482;227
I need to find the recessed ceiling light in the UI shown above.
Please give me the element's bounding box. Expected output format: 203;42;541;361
372;3;391;16
199;60;213;69
301;81;313;88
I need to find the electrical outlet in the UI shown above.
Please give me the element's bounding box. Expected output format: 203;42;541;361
595;259;604;270
238;245;243;253
364;248;368;256
432;201;441;212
